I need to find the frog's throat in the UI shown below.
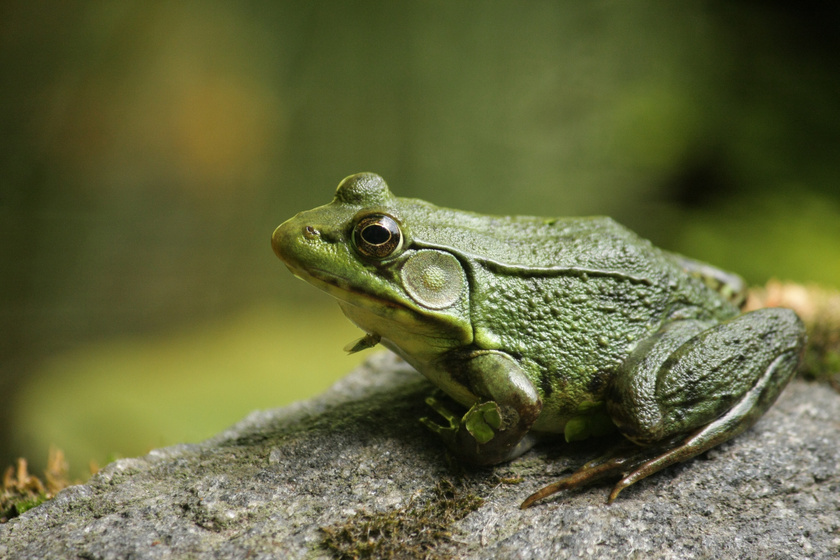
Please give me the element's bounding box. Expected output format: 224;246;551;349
285;262;474;350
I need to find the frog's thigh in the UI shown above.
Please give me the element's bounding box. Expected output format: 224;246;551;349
608;308;804;446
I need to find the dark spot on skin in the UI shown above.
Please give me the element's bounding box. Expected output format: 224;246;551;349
540;375;554;398
587;370;611;395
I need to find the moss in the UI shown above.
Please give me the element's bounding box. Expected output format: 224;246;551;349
1;448;74;523
320;479;484;560
745;280;840;391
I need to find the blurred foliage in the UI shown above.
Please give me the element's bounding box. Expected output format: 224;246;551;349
1;1;839;476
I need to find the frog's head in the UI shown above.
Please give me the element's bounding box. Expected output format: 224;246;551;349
272;173;473;350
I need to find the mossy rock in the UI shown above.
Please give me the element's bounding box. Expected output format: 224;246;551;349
1;353;838;559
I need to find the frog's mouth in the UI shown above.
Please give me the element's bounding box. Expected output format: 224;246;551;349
284;263;404;312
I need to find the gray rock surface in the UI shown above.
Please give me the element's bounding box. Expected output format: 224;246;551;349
1;352;839;559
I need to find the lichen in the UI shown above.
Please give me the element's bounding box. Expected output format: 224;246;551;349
320;479;484;560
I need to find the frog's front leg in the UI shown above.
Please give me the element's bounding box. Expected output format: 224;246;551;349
421;350;542;465
522;307;804;507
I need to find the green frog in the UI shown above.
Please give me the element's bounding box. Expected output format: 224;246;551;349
271;172;805;507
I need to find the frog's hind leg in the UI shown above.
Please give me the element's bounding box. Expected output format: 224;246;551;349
521;308;804;508
603;350;798;502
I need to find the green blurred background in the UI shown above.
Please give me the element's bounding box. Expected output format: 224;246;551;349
2;1;839;479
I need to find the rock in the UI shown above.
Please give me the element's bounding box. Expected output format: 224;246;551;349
1;352;839;559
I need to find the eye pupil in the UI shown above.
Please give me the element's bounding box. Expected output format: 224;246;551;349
353;214;403;259
361;224;391;245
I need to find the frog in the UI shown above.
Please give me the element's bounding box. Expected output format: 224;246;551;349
271;172;805;508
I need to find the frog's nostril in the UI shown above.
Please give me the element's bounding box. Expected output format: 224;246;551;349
303;225;320;239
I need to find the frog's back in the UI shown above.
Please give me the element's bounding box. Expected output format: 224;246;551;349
403;199;741;306
404;198;670;280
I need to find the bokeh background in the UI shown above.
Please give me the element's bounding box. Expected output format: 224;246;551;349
2;1;839;478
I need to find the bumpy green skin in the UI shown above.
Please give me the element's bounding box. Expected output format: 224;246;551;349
272;173;806;504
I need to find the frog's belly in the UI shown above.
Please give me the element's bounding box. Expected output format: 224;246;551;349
379;337;481;408
531;395;611;435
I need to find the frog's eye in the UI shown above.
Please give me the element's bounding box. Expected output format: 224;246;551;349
353;214;403;259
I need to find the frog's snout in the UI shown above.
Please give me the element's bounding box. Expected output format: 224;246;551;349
272;218;324;266
271;220;298;263
271;223;286;262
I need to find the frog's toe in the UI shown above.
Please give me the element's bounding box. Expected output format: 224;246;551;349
520;459;620;509
519;441;663;508
419;415;454;436
420;396;460;434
